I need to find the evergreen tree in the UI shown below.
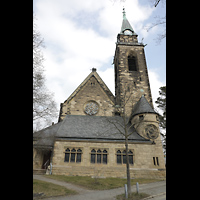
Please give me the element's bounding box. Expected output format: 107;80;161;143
155;86;166;153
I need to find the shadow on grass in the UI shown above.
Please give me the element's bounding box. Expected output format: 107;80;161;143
33;179;77;199
116;192;150;200
44;175;161;190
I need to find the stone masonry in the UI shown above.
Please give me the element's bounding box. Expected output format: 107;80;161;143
33;9;166;179
58;70;115;122
52;137;165;179
114;33;153;117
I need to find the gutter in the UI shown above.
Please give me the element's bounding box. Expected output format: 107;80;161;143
54;137;152;144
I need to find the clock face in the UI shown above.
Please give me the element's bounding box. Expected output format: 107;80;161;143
84;101;99;115
124;30;132;35
145;124;159;139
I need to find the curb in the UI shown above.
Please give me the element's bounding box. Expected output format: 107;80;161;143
142;192;166;199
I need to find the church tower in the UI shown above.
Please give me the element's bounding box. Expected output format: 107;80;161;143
114;8;153;116
33;8;166;178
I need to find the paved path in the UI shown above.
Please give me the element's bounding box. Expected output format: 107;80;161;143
33;175;91;194
33;175;166;200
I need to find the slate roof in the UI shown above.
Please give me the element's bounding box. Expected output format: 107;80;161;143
130;95;157;119
56;115;149;141
33;115;151;148
33;122;62;148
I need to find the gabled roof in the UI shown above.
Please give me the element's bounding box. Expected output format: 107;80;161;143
55;115;150;143
63;68;115;104
33;115;151;148
131;95;157;119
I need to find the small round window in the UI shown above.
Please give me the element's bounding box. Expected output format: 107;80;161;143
84;101;99;115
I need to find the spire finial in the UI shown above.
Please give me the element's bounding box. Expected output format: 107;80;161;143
122;7;126;19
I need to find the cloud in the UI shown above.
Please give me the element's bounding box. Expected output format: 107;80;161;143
97;0;155;39
148;70;165;112
33;0;164;122
98;67;115;95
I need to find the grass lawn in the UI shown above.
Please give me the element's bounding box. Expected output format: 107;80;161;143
116;192;150;200
33;179;77;199
44;175;160;190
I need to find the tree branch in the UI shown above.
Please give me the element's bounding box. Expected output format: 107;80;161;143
106;117;125;136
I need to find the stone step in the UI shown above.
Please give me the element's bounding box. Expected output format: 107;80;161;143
33;169;46;175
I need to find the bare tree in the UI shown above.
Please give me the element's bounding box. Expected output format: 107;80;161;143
154;0;160;7
145;0;166;44
105;85;137;197
33;14;58;131
145;15;166;44
106;83;163;197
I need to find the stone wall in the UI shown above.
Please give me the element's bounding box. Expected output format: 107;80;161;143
131;113;160;140
114;35;153;116
59;75;115;121
51;140;165;179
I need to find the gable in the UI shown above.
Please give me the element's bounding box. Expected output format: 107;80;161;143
58;70;115;121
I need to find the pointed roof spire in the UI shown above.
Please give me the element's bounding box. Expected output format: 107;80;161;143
130;95;157;118
120;7;137;36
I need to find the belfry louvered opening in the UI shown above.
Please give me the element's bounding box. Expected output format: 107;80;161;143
128;56;137;71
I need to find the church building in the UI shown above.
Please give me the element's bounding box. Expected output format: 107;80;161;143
33;9;166;179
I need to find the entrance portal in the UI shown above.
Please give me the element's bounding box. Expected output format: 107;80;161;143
42;151;51;169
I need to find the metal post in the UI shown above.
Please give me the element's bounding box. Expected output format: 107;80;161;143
50;162;52;175
136;182;139;193
124;184;128;199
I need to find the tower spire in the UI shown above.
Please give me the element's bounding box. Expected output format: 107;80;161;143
120;8;137;36
122;7;126;19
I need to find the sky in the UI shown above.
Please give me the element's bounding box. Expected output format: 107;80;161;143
33;0;166;123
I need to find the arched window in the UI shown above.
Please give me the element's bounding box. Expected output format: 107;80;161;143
97;149;102;163
90;149;108;164
70;148;76;162
128;150;134;164
91;149;96;163
64;148;82;163
116;149;134;165
76;149;82;163
103;150;108;164
116;150;122;164
128;56;137;71
123;150;127;164
64;148;70;162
